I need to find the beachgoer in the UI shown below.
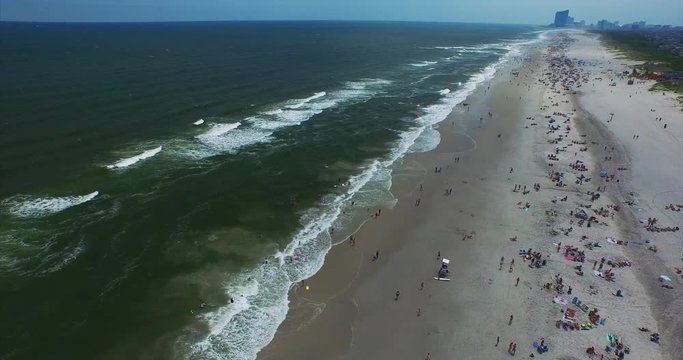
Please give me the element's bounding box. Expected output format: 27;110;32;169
516;277;520;286
509;314;514;325
417;308;421;317
420;282;424;291
395;290;400;301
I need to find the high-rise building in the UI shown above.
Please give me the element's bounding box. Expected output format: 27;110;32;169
554;10;570;27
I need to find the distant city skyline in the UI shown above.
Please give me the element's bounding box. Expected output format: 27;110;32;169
1;0;681;25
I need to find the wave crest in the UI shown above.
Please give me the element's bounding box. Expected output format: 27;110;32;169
106;146;162;169
2;191;99;218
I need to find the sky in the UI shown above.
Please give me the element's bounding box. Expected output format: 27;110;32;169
1;0;682;25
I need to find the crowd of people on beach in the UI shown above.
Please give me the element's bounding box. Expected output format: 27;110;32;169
493;33;678;359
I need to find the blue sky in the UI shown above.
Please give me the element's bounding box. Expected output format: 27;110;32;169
1;0;682;25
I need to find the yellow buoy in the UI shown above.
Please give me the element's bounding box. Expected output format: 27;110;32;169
305;285;310;291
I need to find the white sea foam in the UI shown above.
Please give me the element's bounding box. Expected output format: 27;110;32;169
190;81;389;157
439;88;451;95
193;119;205;125
285;91;326;109
261;109;283;116
41;240;85;274
106;146;162;169
2;191;99;218
196;122;241;139
409;60;438;67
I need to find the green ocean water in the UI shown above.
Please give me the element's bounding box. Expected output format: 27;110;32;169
0;21;538;359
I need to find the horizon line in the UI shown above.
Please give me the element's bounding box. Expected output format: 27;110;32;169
0;19;549;26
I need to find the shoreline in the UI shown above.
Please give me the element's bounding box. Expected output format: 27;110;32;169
258;30;682;360
258;37;540;359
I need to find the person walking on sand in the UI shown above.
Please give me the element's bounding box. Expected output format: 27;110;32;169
420;282;424;291
508;314;514;325
417;308;421;317
516;277;520;286
512;343;517;355
499;256;505;271
395;290;400;301
496;336;500;347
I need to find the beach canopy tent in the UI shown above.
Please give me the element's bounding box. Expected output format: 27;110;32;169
659;275;671;282
574;208;588;220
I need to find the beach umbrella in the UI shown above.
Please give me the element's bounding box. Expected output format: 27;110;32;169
659;275;671;282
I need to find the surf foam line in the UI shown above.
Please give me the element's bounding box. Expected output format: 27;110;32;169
181;36;543;359
106;146;162;169
184;158;385;360
1;191;99;218
286;91;326;109
406;33;545;155
196;122;241;139
190;81;389;157
409;60;438;67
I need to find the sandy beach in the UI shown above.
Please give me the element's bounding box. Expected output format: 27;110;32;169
257;30;682;360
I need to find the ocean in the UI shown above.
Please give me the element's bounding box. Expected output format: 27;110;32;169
0;21;539;359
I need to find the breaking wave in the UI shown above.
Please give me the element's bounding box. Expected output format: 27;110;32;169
187;82;389;157
409;60;438;67
2;191;99;218
106;146;162;169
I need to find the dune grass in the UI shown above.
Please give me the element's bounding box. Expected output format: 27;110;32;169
592;30;682;103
